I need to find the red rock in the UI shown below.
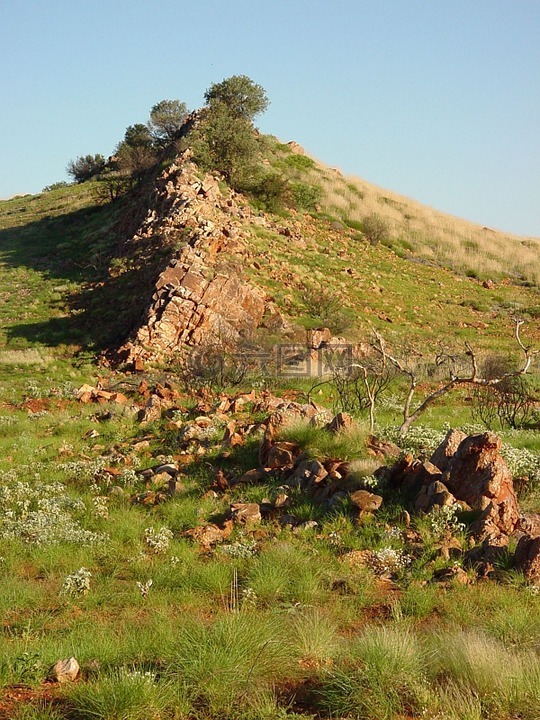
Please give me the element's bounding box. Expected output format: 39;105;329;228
326;412;354;433
430;429;467;472
514;534;540;581
445;432;519;536
230;503;261;525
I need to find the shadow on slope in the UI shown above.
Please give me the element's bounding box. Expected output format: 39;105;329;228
0;196;168;352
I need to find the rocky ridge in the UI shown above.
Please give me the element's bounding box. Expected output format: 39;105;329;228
117;151;287;369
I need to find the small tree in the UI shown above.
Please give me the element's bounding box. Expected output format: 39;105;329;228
204;74;269;121
372;321;537;436
148;99;189;146
472;354;534;429
330;339;396;432
66;154;105;183
191;103;261;188
116;124;156;182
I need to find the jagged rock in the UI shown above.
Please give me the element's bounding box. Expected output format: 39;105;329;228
50;657;80;683
430;429;467;473
377;455;441;492
230;503;262;525
274;492;290;509
186;520;233;550
153;463;178;476
366;435;401;459
222;421;244;448
444;432;519;537
433;565;470;585
464;535;510;578
76;385;129;405
116;156;276;366
415;480;457;512
325;412;354;434
294;459;328;489
307;327;332;349
375;453;416;489
350;489;383;516
518;513;540;537
434;536;463;561
266;442;299;469
138;395;164;424
514;533;540;581
234;468;266;486
152;471;172;487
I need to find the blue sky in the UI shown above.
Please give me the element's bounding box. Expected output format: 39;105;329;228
1;0;539;236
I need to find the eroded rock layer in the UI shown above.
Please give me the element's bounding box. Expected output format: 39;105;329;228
118;152;275;367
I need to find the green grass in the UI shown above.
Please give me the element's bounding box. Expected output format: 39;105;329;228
1;155;540;719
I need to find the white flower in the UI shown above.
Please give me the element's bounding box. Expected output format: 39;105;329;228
136;579;153;599
62;567;92;596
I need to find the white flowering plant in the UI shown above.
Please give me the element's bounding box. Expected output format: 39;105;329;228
144;526;173;554
62;567;92;596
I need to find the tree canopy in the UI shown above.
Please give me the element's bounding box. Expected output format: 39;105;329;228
203;75;269;121
66;154;105;183
148;100;189;145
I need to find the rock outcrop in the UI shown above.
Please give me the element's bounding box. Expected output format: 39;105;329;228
117;152;280;368
443;432;519;538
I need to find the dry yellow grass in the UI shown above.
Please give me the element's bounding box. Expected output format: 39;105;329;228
301;152;540;285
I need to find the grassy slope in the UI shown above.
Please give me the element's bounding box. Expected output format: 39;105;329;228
1;159;540;719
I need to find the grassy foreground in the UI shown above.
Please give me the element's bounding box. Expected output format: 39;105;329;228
1;173;540;719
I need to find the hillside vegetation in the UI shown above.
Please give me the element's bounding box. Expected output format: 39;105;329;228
1;76;540;720
268;142;540;286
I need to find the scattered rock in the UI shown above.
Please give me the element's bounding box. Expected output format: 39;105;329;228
325;412;354;434
266;442;299;469
186;520;233;551
50;657;79;683
230;503;262;525
350;489;383;517
514;533;540;581
366;435;401;459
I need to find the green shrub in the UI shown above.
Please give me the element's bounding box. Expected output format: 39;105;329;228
283;154;315;171
289;181;322;211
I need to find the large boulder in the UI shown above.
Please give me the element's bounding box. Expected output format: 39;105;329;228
444;432;519;537
430;429;467;473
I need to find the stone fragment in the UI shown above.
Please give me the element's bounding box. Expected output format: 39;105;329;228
50;657;79;683
138;395;163;424
266;442;298;469
230;503;262;525
366;435;401;459
514;534;540;581
350;489;383;514
326;412;354;434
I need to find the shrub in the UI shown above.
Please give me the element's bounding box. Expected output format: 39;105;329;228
249;172;289;213
360;213;390;245
283;154;315;171
66;154;106;183
289;181;322;211
42;181;70;192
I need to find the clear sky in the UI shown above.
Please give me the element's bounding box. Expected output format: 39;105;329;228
1;0;539;236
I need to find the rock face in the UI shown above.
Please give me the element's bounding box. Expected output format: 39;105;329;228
443;432;519;536
117;152;277;367
430;429;467;473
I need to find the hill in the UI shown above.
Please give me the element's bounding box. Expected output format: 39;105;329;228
1;93;540;720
